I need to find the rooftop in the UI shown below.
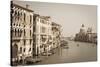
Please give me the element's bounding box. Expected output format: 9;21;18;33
52;22;61;27
39;16;51;21
12;1;34;12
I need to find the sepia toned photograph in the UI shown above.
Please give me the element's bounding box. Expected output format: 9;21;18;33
10;0;97;66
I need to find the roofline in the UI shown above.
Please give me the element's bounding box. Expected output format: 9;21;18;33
12;1;34;12
52;22;61;27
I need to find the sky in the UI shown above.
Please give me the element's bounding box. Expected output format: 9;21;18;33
13;1;97;37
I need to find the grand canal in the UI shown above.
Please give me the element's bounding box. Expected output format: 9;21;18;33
36;40;97;65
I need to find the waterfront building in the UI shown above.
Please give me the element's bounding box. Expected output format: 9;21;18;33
33;14;52;55
52;22;61;48
74;24;97;43
11;2;34;64
75;24;86;41
87;32;97;43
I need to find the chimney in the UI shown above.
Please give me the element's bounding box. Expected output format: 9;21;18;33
26;4;29;9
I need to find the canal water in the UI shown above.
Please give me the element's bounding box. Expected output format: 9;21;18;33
36;41;97;64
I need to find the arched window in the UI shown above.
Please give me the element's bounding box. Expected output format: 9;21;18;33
23;48;26;52
24;29;26;36
20;29;22;37
24;13;26;21
12;43;18;59
23;40;26;46
29;48;31;52
18;29;20;37
30;15;32;24
30;30;31;37
19;47;22;53
30;39;32;45
20;12;22;21
14;11;16;20
18;11;20;20
15;29;16;37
